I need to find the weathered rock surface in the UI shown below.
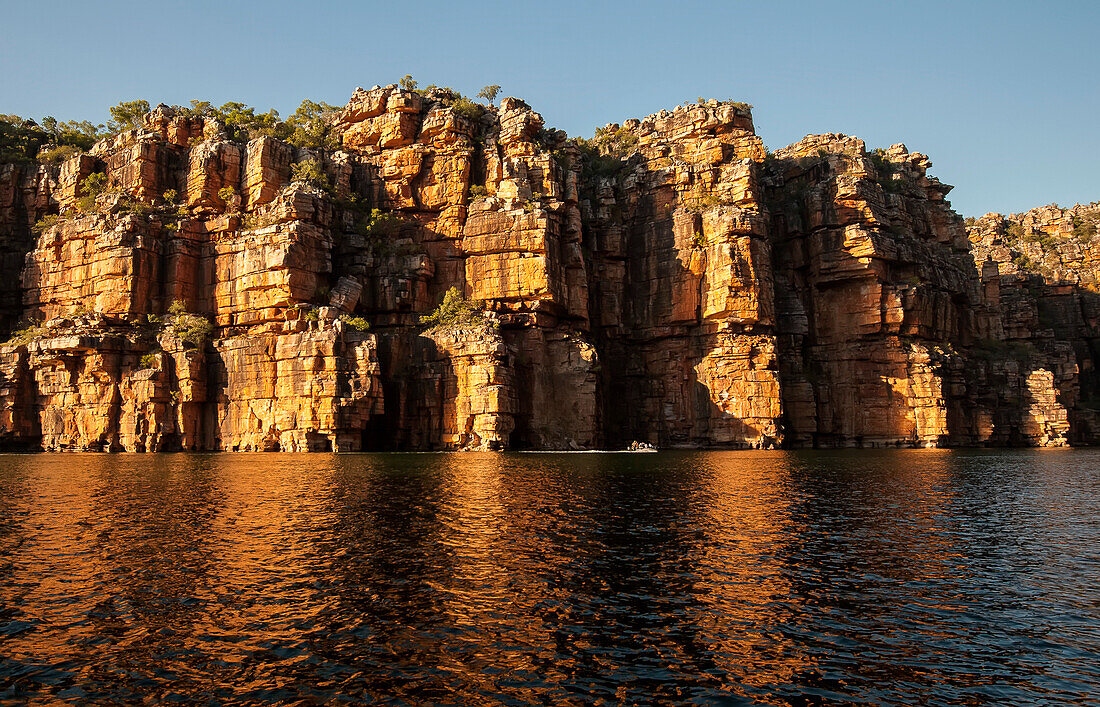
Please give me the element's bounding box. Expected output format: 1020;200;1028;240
214;321;383;452
965;204;1100;444
581;102;781;448
0;89;1097;450
764;136;979;447
0;163;51;331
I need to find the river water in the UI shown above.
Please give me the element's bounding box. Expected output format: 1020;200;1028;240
0;450;1097;705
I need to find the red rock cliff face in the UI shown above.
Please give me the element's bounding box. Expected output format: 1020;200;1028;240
965;203;1100;445
0;163;50;331
580;103;781;448
0;88;1096;450
765;137;980;447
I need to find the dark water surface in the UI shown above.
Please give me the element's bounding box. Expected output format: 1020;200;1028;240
0;450;1098;705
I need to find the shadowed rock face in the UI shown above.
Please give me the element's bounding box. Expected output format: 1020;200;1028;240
964;204;1100;445
0;89;1096;451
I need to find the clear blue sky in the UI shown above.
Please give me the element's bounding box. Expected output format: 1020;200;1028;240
2;0;1097;216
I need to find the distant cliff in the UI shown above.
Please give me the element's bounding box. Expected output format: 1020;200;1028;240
1;86;1097;451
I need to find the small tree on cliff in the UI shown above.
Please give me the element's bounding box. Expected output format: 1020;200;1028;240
107;100;151;133
0;115;49;163
40;117;104;150
286;100;341;150
420;287;482;329
399;74;418;92
76;172;109;212
211;102;286;141
165;299;213;348
177;100;291;142
173;314;213;349
290;158;330;190
477;85;501;104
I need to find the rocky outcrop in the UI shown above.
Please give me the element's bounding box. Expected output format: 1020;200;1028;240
372;324;515;451
764;137;980;447
0;88;1096;450
213;319;383;452
0;163;50;332
580;102;782;448
966;204;1100;444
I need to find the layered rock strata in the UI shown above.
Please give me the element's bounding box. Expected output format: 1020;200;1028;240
764;137;980;447
579;104;782;448
966;203;1100;444
0;88;1096;450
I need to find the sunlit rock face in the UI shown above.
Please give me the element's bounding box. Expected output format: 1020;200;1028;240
0;90;1096;450
764;136;980;448
579;102;781;448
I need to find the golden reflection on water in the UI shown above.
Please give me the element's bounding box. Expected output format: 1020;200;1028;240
691;452;807;693
0;450;1097;704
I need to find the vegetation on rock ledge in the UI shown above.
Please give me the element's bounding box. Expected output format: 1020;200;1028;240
420;287;487;330
167;300;214;349
341;315;370;332
290;158;330;190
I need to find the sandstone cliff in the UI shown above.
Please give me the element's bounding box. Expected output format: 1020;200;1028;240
0;89;1095;450
965;203;1100;444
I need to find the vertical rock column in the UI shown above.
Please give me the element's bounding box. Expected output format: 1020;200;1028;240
766;136;978;447
581;102;783;448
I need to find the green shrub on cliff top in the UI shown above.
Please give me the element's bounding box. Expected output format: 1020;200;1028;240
591;125;638;156
573;139;624;178
286;100;342;150
869;150;909;195
0;115;49;163
572;125;639;179
175;97;340;149
422;87;485;120
40;117;104;150
215;102;287;141
477;85;501;104
868;148;891;173
37;144;81;166
178;100;289;142
450;96;484;121
108;100;151;133
105;98;298;142
2;114;107;164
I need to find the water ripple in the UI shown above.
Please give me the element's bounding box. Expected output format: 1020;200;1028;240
0;449;1097;704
